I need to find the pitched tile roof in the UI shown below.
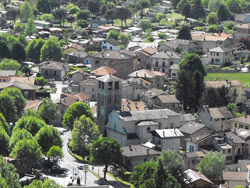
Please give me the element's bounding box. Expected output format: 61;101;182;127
96;74;122;82
225;131;244;144
105;38;121;46
232;116;250;125
0;70;16;77
209;46;232;53
236;23;250;29
39;61;68;71
142;47;158;55
121;98;147;111
10;77;35;85
91;51;132;60
122;145;160;157
179;122;206;135
152;129;184;138
129;69;166;79
208;107;234;119
72;69;89;76
64;43;83;51
184;169;213;185
0;80;37;90
141;88;165;99
223;171;247;181
157;94;180;104
79;79;98;86
205;80;242;88
91;66;117;77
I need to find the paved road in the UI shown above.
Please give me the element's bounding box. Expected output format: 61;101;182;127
46;128;99;186
50;81;68;102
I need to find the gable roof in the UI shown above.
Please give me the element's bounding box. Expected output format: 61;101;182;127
96;74;122;82
225;131;244;144
185;169;213;185
208;107;234;119
64;43;83;51
79;79;98;86
39;61;68;71
142;47;158;55
105;38;121;46
72;69;89;76
152;129;184;138
91;66;117;77
223;171;247;181
129;69;166;79
179;122;206;135
0;70;16;77
236;23;250;29
156;94;180;104
232;116;250;125
121;98;147;111
209;46;232;53
122;145;160;157
91;51;132;60
0;80;37;90
141;88;165;99
10;77;35;85
205;80;242;88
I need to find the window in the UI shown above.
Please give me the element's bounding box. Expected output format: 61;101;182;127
246;125;249;130
95;61;99;64
228;149;231;153
61;110;64;114
172;73;176;76
45;70;48;75
217;53;219;56
82;87;85;92
92;88;94;92
102;82;104;89
146;127;151;132
235;123;237;128
215;59;220;62
114;124;116;130
99;81;101;88
115;81;119;89
110;47;112;50
223;150;225;154
163;62;165;67
155;61;158;67
226;156;232;160
2;79;5;82
162;68;165;73
240;124;243;128
108;82;112;90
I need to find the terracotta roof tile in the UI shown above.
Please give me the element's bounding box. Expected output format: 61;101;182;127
91;66;117;76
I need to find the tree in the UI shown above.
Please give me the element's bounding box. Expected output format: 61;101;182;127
0;40;10;59
40;37;63;62
91;137;122;180
206;24;218;33
206;12;218;25
176;53;206;112
18;34;28;48
38;98;58;124
139;19;151;32
11;42;26;62
9;129;33;151
0;93;17;123
0;156;20;188
36;76;48;89
107;29;119;40
2;87;26;117
21;65;31;76
67;15;76;27
0;113;9;134
226;0;241;14
181;3;191;19
177;0;187;11
41;14;54;22
63;102;95;130
10;139;42;167
24;18;37;36
158;150;185;186
6;8;20;23
0;126;10;156
87;0;101;17
47;146;63;166
217;4;232;22
20;1;33;23
0;58;20;70
14;116;47;136
177;26;191;40
118;34;130;46
104;9;116;25
239;38;250;50
26;38;45;63
14;23;25;34
77;19;89;28
69;115;99;158
69;6;80;14
24;179;61;188
37;0;51;13
115;8;132;27
35;126;62;154
171;0;181;8
76;9;90;20
208;0;220;12
198;152;225;181
191;0;205;19
32;7;39;18
52;8;68;26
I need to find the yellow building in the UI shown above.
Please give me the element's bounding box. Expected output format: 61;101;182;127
231;116;250;130
63;43;83;55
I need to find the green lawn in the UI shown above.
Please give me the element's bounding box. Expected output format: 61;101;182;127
205;73;250;86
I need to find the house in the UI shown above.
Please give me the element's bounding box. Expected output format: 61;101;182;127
90;50;135;80
137;47;157;69
233;129;250;157
122;145;160;171
121;99;147;111
151;129;184;152
223;171;247;188
0;11;7;22
231;115;250;130
53;93;90;125
71;69;89;84
199;106;234;131
39;61;69;81
234;49;250;60
64;51;91;64
235;14;250;23
207;46;233;65
128;69;166;89
235;23;250;39
0;80;37;100
183;151;206;169
0;70;16;82
153;94;180;112
150;51;181;76
63;43;84;54
90;66;117;77
180;114;196;126
179;122;214;152
170;64;179;80
10;77;35;85
34;20;51;29
107;109;181;147
122;78;151;100
74;79;98;101
100;38;121;51
157;39;195;52
140;88;165;108
205;80;243;102
49;28;63;38
184;169;213;188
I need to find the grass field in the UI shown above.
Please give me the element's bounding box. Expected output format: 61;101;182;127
205;73;250;86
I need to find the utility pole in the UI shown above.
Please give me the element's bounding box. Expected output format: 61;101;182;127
84;165;89;185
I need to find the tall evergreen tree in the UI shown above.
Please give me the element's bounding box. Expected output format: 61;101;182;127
191;0;205;19
217;4;232;22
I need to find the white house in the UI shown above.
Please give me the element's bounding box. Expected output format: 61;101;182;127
100;38;121;51
207;46;233;66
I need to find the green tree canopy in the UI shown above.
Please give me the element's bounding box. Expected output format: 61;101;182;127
18;34;28;48
177;26;191;40
77;19;89;28
2;87;26;117
52;8;68;26
24;179;61;188
6;8;20;23
40;37;63;62
206;12;218;25
76;9;90;20
0;58;20;70
20;1;33;23
69;115;99;158
14;116;47;136
24;18;37;36
37;0;52;13
104;9;116;25
38;97;58;124
115;8;132;27
206;24;218;33
9;129;33;151
0;113;10;134
181;3;191;18
26;38;45;63
63;102;95;130
0;156;20;188
226;0;242;14
87;0;101;17
41;14;54;22
118;34;130;46
11;42;26;62
198;152;225;181
0;93;17;123
107;29;119;40
90;137;122;180
217;4;232;22
139;19;151;32
208;0;220;12
0;40;10;59
36;76;48;88
46;145;63;165
191;0;205;19
35;126;62;154
10;139;42;167
0;126;10;156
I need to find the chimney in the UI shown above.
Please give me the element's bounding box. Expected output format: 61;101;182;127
129;145;132;151
163;131;165;137
174;128;176;135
